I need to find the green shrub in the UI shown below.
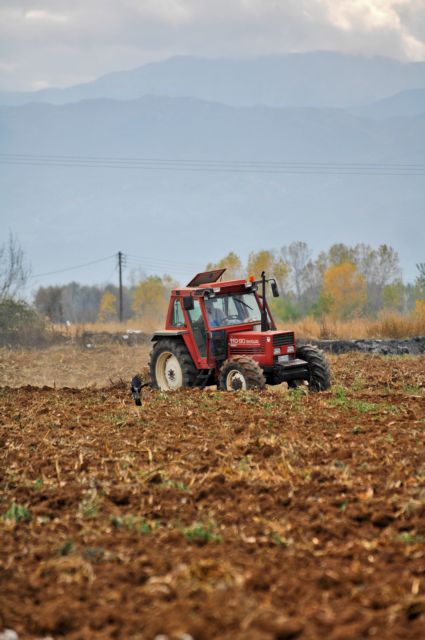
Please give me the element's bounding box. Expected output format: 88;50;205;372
183;521;221;544
2;502;31;523
0;299;49;347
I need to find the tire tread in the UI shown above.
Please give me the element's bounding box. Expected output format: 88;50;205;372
218;355;266;390
149;338;197;389
296;344;331;392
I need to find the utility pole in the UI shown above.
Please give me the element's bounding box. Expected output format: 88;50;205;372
118;251;124;322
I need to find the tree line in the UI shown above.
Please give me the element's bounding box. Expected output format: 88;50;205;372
34;243;424;325
1;235;424;330
206;244;424;321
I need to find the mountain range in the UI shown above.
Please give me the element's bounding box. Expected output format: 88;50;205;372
0;52;424;288
2;52;425;109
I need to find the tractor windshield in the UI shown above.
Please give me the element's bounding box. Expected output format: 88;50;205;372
204;292;262;327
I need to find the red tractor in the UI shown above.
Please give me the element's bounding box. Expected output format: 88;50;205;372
145;268;331;393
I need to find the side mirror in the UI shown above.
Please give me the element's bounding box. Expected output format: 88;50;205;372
271;281;280;298
183;296;194;311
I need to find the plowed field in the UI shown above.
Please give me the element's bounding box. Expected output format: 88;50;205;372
1;352;425;640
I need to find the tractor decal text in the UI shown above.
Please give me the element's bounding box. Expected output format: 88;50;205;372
229;337;260;346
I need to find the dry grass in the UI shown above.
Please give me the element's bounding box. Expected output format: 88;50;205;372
53;318;160;338
281;312;425;340
54;311;425;341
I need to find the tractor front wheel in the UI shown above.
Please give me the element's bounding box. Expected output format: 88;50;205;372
290;344;331;392
150;339;196;391
218;356;266;391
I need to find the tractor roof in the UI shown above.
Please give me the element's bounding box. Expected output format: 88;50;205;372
172;269;252;296
187;269;226;287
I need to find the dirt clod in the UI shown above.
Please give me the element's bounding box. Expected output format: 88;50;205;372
0;352;424;639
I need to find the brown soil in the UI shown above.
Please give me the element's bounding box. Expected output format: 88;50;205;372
0;344;151;388
0;353;424;639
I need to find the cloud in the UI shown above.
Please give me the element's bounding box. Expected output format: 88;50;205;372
25;9;69;23
0;0;424;90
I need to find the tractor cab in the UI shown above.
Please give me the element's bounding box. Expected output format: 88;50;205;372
148;269;331;392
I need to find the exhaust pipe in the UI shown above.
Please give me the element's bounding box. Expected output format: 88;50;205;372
261;271;269;332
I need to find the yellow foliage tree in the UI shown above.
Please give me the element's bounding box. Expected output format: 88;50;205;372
205;252;243;280
415;299;425;317
97;291;117;322
132;276;169;328
247;250;288;291
323;262;367;319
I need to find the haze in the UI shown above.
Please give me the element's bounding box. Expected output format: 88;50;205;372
0;1;424;291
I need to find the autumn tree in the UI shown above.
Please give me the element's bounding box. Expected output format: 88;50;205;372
323;262;367;319
97;291;117;322
247;249;288;292
327;243;357;267
416;299;425;316
205;252;243;280
414;263;425;316
34;283;120;323
314;243;401;315
131;275;177;329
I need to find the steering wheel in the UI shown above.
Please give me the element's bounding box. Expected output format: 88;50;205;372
223;314;240;325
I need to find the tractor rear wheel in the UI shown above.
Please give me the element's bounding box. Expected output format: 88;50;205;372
291;344;331;392
218;356;266;391
150;339;197;391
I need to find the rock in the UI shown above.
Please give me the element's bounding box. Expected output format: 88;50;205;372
0;630;19;640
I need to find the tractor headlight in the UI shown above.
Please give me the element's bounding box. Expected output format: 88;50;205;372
273;347;281;355
287;346;295;353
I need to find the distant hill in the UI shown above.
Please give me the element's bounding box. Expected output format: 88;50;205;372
1;52;425;109
1;95;423;285
3;95;423;161
355;89;425;118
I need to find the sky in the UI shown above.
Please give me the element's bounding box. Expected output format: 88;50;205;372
1;0;425;91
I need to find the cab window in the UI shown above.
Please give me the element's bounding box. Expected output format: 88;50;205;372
186;299;207;357
170;299;186;327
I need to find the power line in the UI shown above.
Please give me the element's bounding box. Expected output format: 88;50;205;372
28;252;200;282
126;263;200;277
29;254;115;279
2;152;425;168
126;254;200;269
125;258;200;272
1;153;424;176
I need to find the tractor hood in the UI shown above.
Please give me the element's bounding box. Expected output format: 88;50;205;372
227;330;296;358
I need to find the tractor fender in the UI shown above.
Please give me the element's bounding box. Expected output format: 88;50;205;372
151;330;188;341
